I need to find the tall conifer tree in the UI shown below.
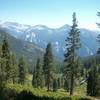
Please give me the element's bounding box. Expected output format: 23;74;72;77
87;58;100;96
18;56;27;84
34;58;44;88
97;12;100;54
53;79;58;92
32;66;37;87
1;37;12;82
10;53;18;83
64;12;81;95
43;43;54;91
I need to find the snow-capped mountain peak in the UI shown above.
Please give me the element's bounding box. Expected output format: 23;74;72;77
0;21;100;58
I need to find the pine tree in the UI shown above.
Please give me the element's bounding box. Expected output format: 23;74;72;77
57;78;61;89
43;43;54;91
64;12;81;95
1;37;12;83
60;76;64;88
32;66;37;87
64;79;70;92
95;70;100;96
32;67;37;87
10;53;18;83
89;12;100;96
35;58;44;88
18;56;27;85
53;79;58;92
32;59;44;88
87;70;93;96
0;44;3;84
97;12;100;53
87;58;100;96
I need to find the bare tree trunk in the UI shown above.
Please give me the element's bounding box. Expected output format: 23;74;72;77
47;84;50;91
70;73;74;95
47;73;50;91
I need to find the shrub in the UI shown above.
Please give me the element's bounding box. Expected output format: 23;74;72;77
1;88;17;100
4;84;94;100
16;90;34;100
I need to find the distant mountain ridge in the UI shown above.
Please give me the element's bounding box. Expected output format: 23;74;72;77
0;29;44;71
0;21;100;59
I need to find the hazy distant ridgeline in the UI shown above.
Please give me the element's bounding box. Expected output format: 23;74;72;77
0;22;100;59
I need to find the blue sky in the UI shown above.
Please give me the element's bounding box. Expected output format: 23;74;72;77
0;0;100;30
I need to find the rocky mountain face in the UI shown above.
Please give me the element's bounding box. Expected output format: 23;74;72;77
0;22;100;59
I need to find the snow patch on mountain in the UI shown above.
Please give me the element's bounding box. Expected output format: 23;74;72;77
0;22;29;31
0;21;100;58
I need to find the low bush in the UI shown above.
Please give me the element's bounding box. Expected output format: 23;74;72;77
0;84;94;100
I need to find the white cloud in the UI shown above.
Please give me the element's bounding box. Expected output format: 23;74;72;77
79;23;99;30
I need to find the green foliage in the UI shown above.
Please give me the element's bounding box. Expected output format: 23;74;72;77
43;43;54;91
64;79;70;92
0;37;13;83
0;44;3;84
97;12;100;54
57;78;61;89
0;12;100;100
53;79;58;92
32;58;44;88
32;67;37;87
87;58;100;96
10;53;19;83
2;83;95;100
18;56;28;84
86;13;100;97
0;29;44;73
64;12;81;95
